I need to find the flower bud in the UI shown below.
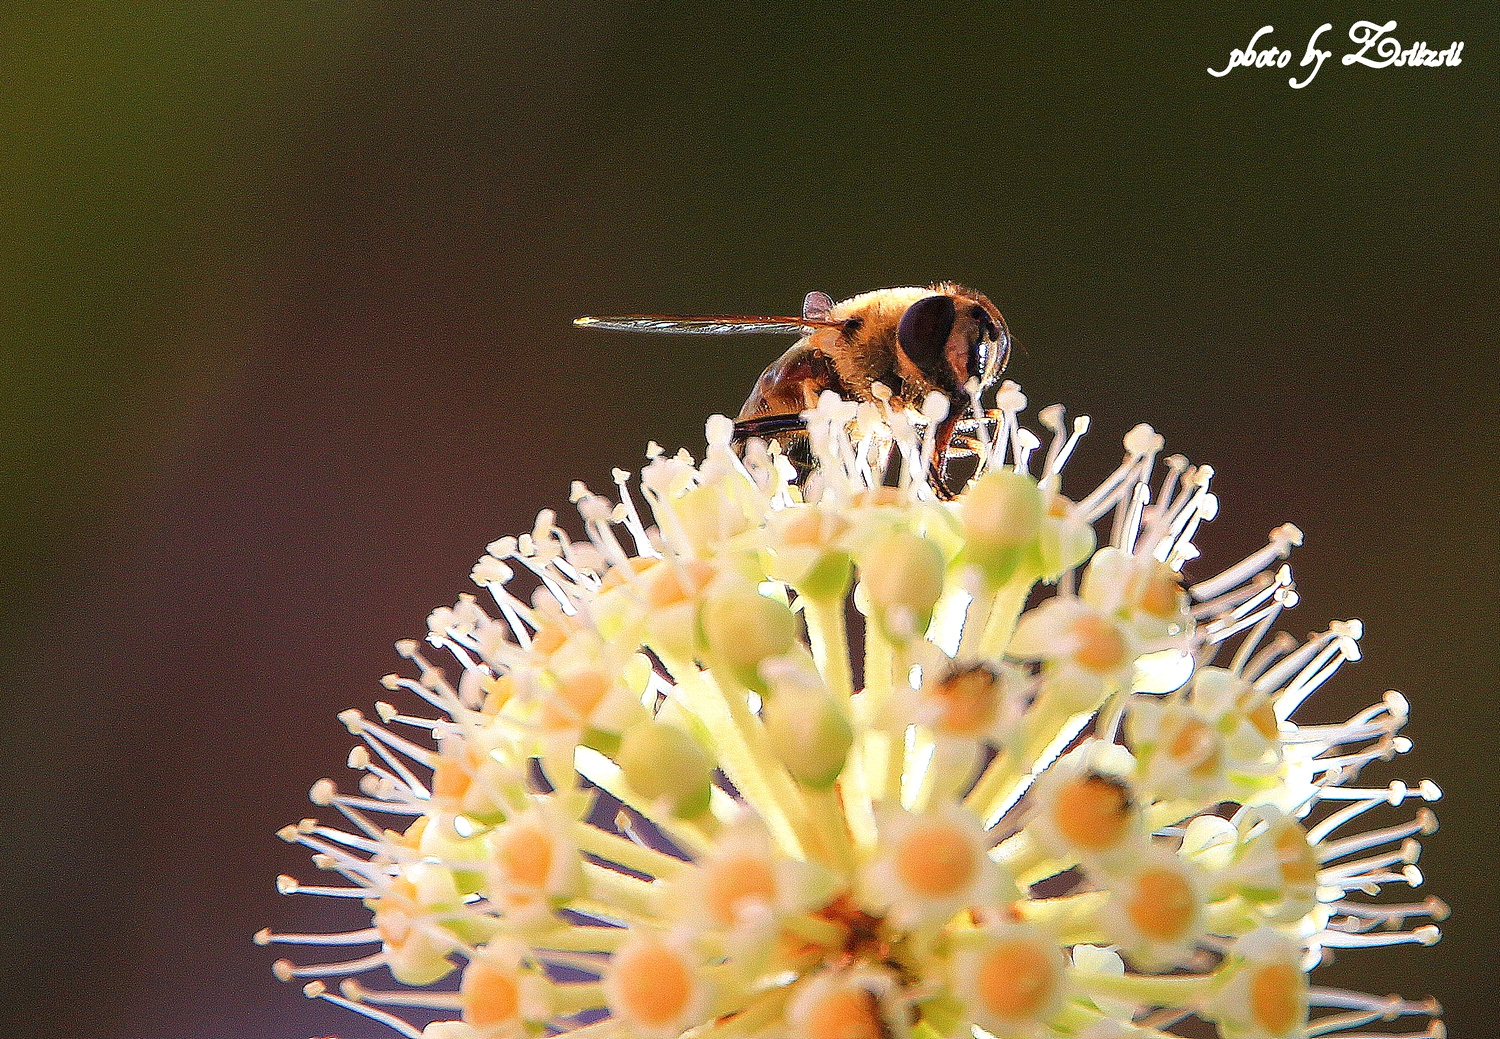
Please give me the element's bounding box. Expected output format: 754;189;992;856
700;582;797;691
616;720;714;818
761;688;853;789
675;483;752;553
960;470;1043;584
859;529;946;641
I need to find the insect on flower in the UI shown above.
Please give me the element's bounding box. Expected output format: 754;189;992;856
262;331;1445;1039
574;284;1010;495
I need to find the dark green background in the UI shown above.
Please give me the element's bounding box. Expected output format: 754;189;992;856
2;4;1494;1037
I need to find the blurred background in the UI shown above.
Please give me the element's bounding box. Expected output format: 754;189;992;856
3;3;1494;1037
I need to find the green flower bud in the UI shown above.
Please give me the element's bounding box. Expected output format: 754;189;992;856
616;720;714;818
700;582;797;691
960;470;1043;584
761;689;853;789
859;528;946;641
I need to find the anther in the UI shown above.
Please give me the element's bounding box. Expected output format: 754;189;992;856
1123;424;1163;457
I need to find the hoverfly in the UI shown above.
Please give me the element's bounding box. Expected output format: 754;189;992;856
575;284;1011;496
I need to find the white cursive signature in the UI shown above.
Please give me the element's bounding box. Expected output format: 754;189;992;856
1343;20;1465;69
1208;21;1463;89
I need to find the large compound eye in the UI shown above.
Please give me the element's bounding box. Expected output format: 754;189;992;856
897;294;957;381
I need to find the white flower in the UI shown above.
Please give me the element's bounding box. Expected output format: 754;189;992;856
1026;742;1147;873
862;803;1014;929
602;930;712;1039
457;940;553;1039
786;967;903;1039
1010;594;1141;710
1128;665;1284;804
1209;929;1310;1039
482;801;584;923
1100;846;1209;969
263;385;1443;1039
676;817;833;958
952;922;1069;1037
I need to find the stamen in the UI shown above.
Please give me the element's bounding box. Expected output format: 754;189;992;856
1327;895;1449;931
256;926;380;947
1192;568;1279;621
1318;841;1423;882
490;585;538;652
1035;404;1083;487
1227;598;1293;676
1241;629;1299;683
1189;524;1303;603
302;979;425;1039
1308;988;1442;1015
1311;1029;1445;1039
282;820;385;859
341;979;463;1009
1313;781;1440;806
381;668;467;718
1013;426;1041;473
1204;593;1291;647
1052;414;1090;477
1277;626;1364;719
514;551;580;615
1075;452;1143;523
1318;925;1441;949
1137;452;1189;554
1113;480;1151;554
1308;797;1394;845
612;467;659;559
275;875;369;898
1254;625;1349;708
1157;465;1217;567
342;712;439;771
275;951;390;980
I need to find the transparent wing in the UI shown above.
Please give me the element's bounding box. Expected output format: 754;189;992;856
802;291;834;321
573;314;842;335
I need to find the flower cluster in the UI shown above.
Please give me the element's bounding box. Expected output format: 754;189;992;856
263;384;1444;1039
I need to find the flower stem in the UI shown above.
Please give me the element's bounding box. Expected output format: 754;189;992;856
572;820;688;881
975;575;1032;658
659;652;810;860
806;596;854;706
